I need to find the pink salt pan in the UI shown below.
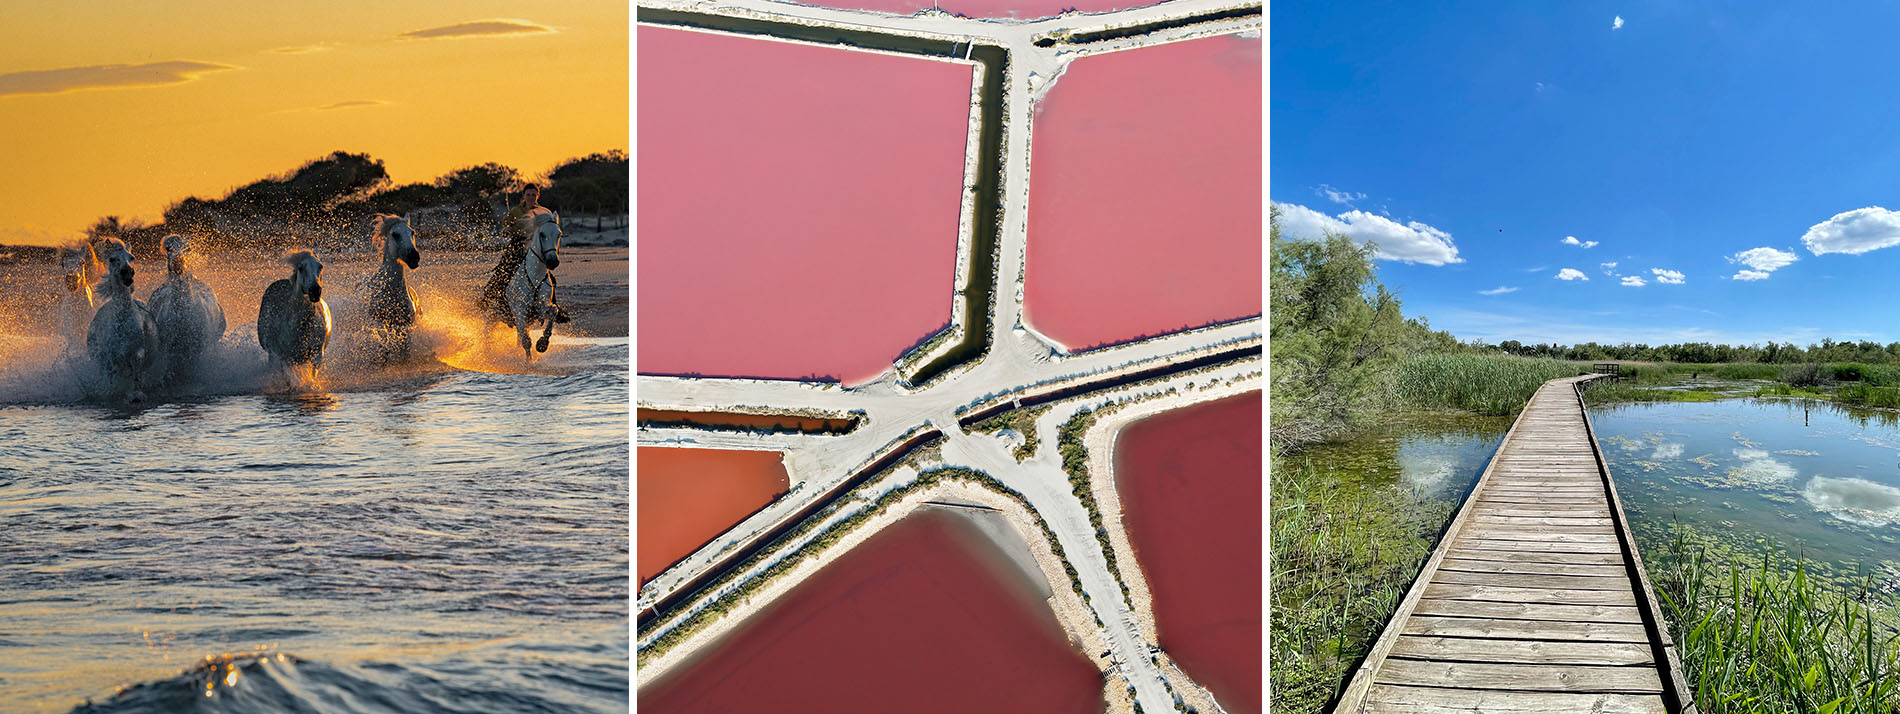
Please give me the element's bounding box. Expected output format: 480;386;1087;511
637;26;971;384
773;0;1170;20
1024;34;1262;352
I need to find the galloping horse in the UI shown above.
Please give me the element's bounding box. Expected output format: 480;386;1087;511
257;250;332;370
357;214;422;360
503;211;562;361
148;234;226;387
85;238;158;401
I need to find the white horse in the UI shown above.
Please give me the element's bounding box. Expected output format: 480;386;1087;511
504;210;562;361
54;242;97;356
257;250;333;369
85;238;158;402
147;234;226;388
356;214;422;359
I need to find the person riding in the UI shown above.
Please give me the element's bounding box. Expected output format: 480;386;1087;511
479;184;567;324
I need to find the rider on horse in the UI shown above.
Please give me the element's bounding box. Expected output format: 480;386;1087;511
479;184;568;326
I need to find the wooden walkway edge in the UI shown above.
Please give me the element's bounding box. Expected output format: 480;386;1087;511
1333;375;1697;713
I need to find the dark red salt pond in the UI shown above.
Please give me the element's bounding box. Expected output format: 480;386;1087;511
775;0;1168;20
1115;391;1261;714
641;508;1103;713
637;26;970;385
1024;34;1262;352
638;447;790;586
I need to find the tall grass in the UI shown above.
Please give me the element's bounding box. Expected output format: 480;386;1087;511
1394;354;1584;415
1655;529;1900;712
1269;456;1455;712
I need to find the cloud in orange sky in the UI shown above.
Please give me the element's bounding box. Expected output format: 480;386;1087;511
267;43;338;55
317;99;388;110
0;60;238;97
398;19;554;40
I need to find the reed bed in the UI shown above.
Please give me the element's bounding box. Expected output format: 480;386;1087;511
1393;354;1585;415
1655;528;1900;713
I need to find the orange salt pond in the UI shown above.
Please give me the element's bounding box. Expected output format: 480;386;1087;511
637;447;790;585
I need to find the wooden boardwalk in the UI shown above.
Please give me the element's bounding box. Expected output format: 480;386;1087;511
1336;375;1696;713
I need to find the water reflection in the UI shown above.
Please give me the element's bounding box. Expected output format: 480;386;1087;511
1590;397;1900;580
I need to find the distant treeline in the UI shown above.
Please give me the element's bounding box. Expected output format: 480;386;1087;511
82;150;627;256
1485;338;1900;366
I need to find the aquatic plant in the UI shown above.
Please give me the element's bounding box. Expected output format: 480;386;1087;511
1655;527;1900;713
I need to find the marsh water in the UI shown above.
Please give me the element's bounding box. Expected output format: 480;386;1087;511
1309;392;1900;604
1590;395;1900;591
0;254;629;712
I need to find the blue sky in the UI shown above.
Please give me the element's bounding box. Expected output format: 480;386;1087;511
1272;1;1900;346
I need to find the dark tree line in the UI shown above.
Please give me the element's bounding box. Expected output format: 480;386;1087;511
85;150;627;255
1486;339;1900;365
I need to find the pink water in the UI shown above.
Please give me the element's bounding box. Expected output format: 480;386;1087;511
1024;34;1262;352
641;509;1103;713
773;0;1168;19
637;27;971;385
1116;391;1262;713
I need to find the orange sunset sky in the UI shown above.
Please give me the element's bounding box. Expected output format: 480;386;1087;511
0;1;629;246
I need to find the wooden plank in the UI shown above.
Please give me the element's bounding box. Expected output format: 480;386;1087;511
1470;516;1615;528
1375;658;1664;693
1439;557;1626;578
1363;684;1667;713
1389;634;1655;665
1476;495;1605;505
1433;570;1639;591
1412;598;1643;623
1455;538;1623;554
1423;582;1637;606
1445;548;1623;565
1474;507;1612;519
1456;530;1618;544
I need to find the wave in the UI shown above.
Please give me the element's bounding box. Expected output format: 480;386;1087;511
71;647;628;714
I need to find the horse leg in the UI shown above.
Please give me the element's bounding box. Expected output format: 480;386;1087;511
536;304;554;353
514;307;533;361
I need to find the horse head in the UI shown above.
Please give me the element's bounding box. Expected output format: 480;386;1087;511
285;250;324;304
530;211;562;271
370;214;421;270
97;238;135;291
59;242;90;291
161;234;191;276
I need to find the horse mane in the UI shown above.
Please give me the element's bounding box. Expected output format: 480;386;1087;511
532;211;560;228
96;237;130;260
282;249;318;268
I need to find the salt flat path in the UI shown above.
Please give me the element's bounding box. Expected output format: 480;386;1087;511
1336;376;1695;714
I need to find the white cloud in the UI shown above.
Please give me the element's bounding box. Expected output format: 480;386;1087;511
1556;268;1589;281
1315;184;1366;206
1273;202;1463;265
1802;207;1900;255
1600;261;1619;275
1561;235;1599;249
1478;286;1519;295
1613;15;1625;30
1731;246;1797;270
1727;247;1797;281
1651;268;1686;284
1621;275;1646;286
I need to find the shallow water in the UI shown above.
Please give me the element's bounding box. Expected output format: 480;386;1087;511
0;256;629;712
1590;397;1900;587
635;447;788;585
639;507;1102;713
